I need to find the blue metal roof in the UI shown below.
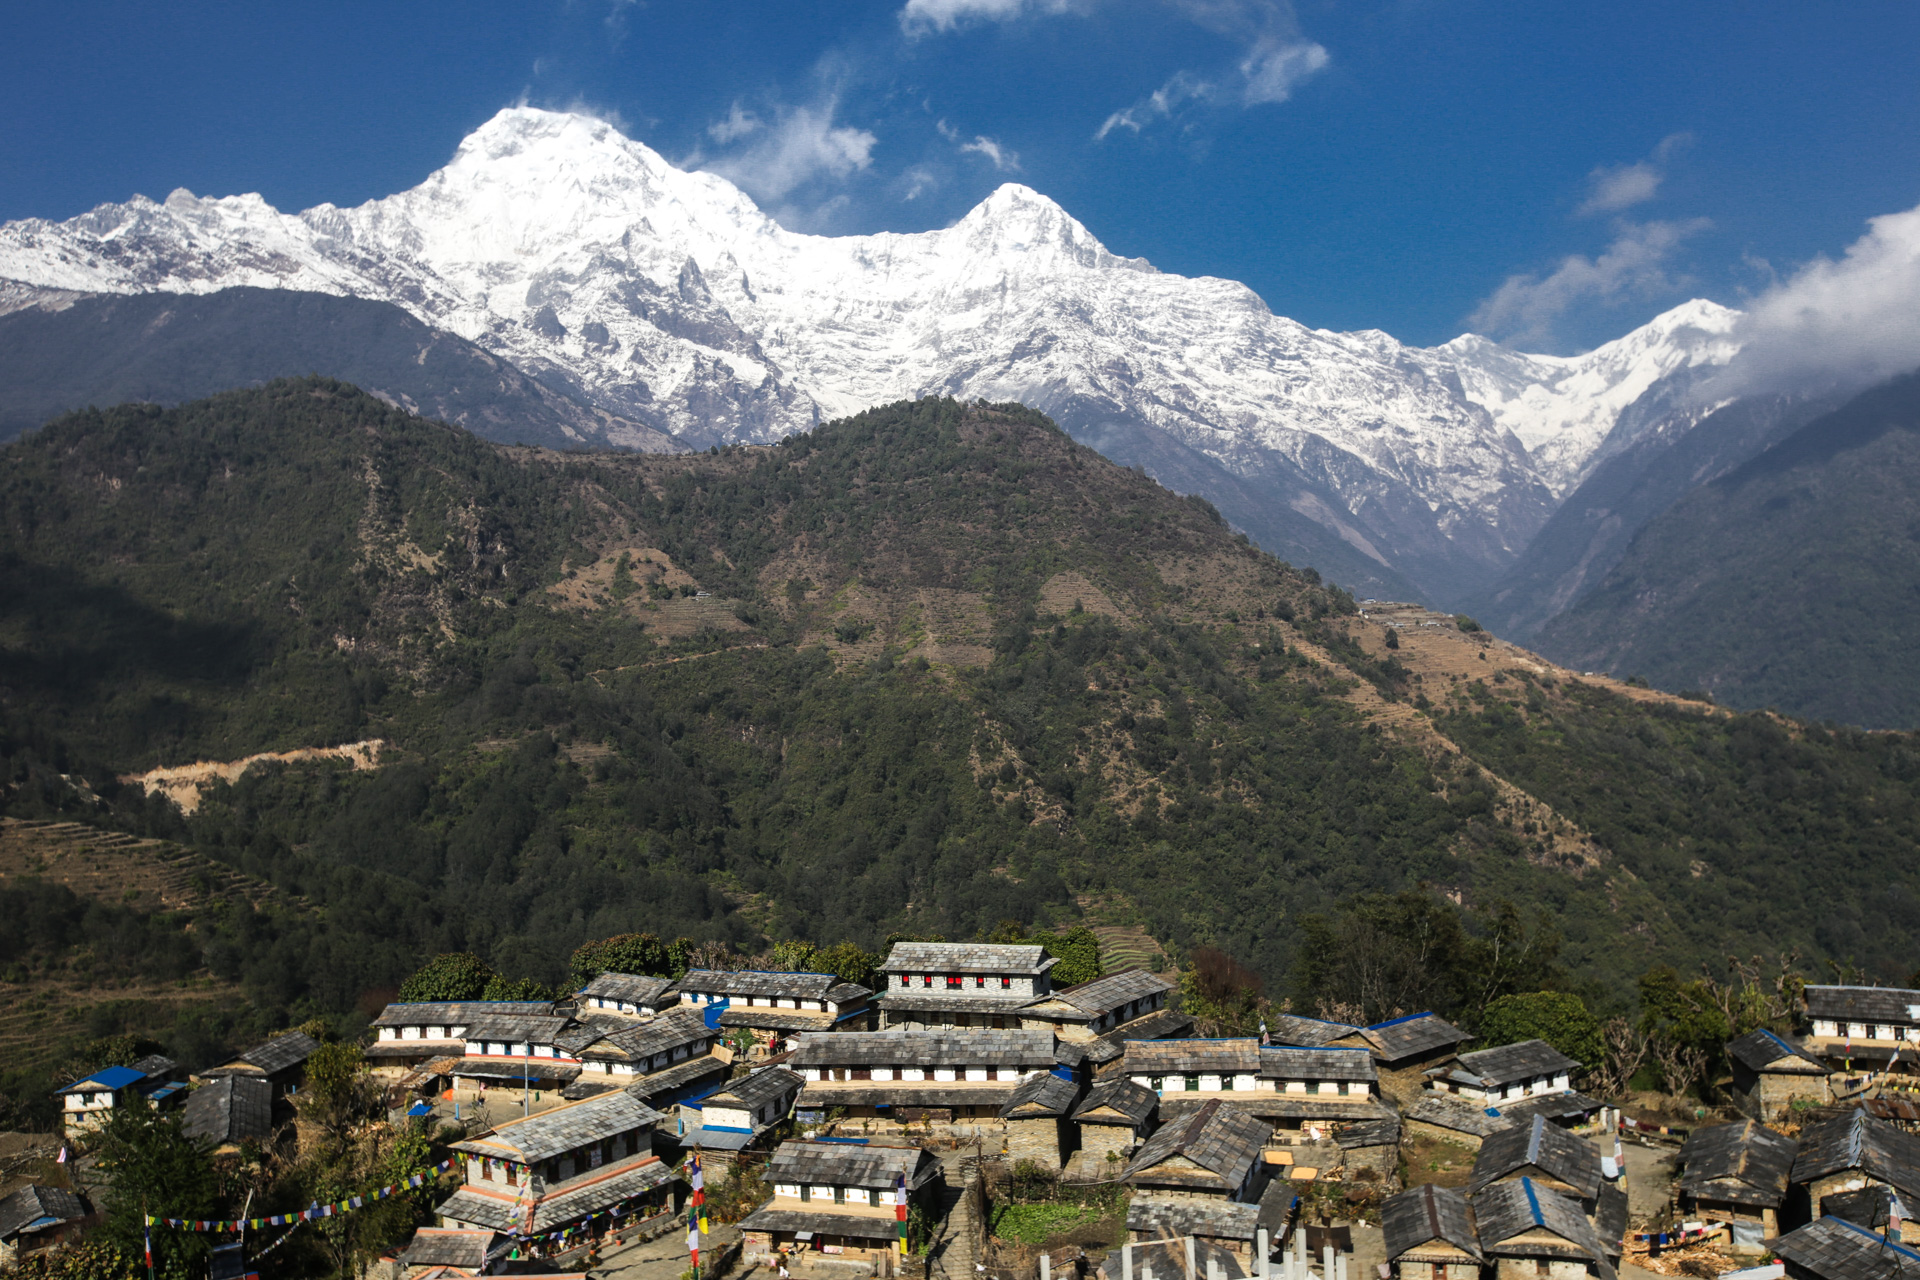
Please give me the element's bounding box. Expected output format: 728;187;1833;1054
55;1065;146;1094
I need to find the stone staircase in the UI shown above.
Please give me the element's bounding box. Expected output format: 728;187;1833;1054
928;1159;983;1280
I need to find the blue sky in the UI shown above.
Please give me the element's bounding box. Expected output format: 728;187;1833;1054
4;0;1917;351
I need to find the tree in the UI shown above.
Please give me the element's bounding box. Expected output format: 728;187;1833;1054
1384;628;1400;651
397;952;493;1003
1588;1017;1651;1100
1478;991;1603;1067
1180;945;1266;1035
569;932;671;986
770;939;819;973
1035;926;1102;987
813;941;880;991
481;973;555;1002
90;1103;216;1280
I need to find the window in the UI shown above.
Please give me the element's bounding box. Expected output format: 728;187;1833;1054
946;975;963;989
799;1185;811;1202
1150;1077;1165;1092
506;1164;519;1187
975;976;986;988
834;1186;847;1205
1000;977;1011;989
901;976;912;987
922;975;933;988
1186;1076;1200;1092
482;1159;495;1182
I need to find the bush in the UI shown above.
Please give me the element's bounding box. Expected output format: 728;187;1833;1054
397;953;493;1003
1477;991;1602;1067
1455;615;1483;633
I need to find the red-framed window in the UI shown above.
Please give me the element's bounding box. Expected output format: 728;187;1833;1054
946;975;963;989
975;976;986;988
900;975;911;987
1000;977;1011;989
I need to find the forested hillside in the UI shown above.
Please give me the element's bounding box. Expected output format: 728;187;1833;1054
4;381;1919;1035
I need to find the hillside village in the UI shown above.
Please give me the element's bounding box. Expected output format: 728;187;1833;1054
10;943;1920;1280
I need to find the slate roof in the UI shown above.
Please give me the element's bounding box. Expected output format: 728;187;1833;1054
1161;1097;1398;1125
1000;1073;1082;1119
1678;1121;1798;1207
766;1140;941;1191
677;969;845;1000
1495;1092;1607;1125
1804;987;1920;1026
718;1007;838;1031
1123;1038;1262;1075
1822;1186;1899;1228
1594;1182;1628;1257
622;1055;731;1102
710;1068;804;1113
1728;1029;1829;1075
1473;1178;1616;1280
460;1014;573;1045
1407;1093;1516;1139
1338;1118;1404;1149
1036;970;1175;1018
1123;1098;1269;1193
1771;1214;1920;1280
198;1030;318;1079
1455;1040;1580;1087
0;1186;87;1240
1127;1196;1261;1241
370;1000;552;1028
181;1076;273;1148
399;1228;496;1268
1364;1014;1472;1064
553;1016;630;1057
877;992;1034;1014
1087;1009;1197;1064
453;1091;664;1163
880;943;1054;976
1259;1047;1379;1082
826;984;870;1005
580;973;676;1005
1074;1079;1159;1127
590;1008;713;1060
1791;1112;1920;1197
1470;1115;1603;1198
1267;1015;1361;1048
128;1054;179;1078
735;1207;905;1241
789;1029;1057;1068
797;1085;1014;1108
1383;1185;1481;1262
438;1159;676;1233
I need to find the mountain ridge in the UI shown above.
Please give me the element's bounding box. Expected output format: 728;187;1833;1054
0;106;1743;606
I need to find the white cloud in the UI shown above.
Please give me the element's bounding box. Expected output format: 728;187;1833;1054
1469;218;1712;346
698;99;878;205
1576;133;1692;217
899;0;1082;35
1096;72;1214;140
1710;202;1920;398
1238;38;1328;104
936;119;1021;171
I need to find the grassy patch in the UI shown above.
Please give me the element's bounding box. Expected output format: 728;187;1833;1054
991;1203;1099;1246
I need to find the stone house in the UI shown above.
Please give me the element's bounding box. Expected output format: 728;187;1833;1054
1430;1042;1579;1106
1675;1120;1797;1243
1266;1015;1362;1049
682;1066;804;1163
451;1013;581;1099
876;943;1056;1031
1788;1110;1920;1223
1404;1094;1518;1152
366;1000;554;1073
1336;1117;1404;1184
1000;1072;1083;1170
0;1187;90;1269
200;1030;320;1100
181;1076;275;1157
1362;1015;1474;1104
567;1006;728;1105
677;970;874;1057
1726;1029;1834;1119
1468;1116;1605;1209
1019;968;1181;1042
739;1140;942;1263
1471;1178;1618;1280
577;973;678;1019
789;1028;1059;1135
1124;1180;1296;1271
441;1091;678;1239
1073;1079;1160;1165
1818;1186;1920;1247
1801;986;1920;1073
1382;1184;1483;1280
55;1063;178;1137
1122;1099;1272;1205
1771;1214;1920;1280
395;1226;501;1277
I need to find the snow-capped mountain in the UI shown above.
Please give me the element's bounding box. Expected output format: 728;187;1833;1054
0;107;1743;603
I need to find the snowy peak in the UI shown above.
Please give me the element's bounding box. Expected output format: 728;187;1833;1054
0;107;1746;604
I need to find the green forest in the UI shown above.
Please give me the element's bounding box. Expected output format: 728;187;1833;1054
3;381;1919;1087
